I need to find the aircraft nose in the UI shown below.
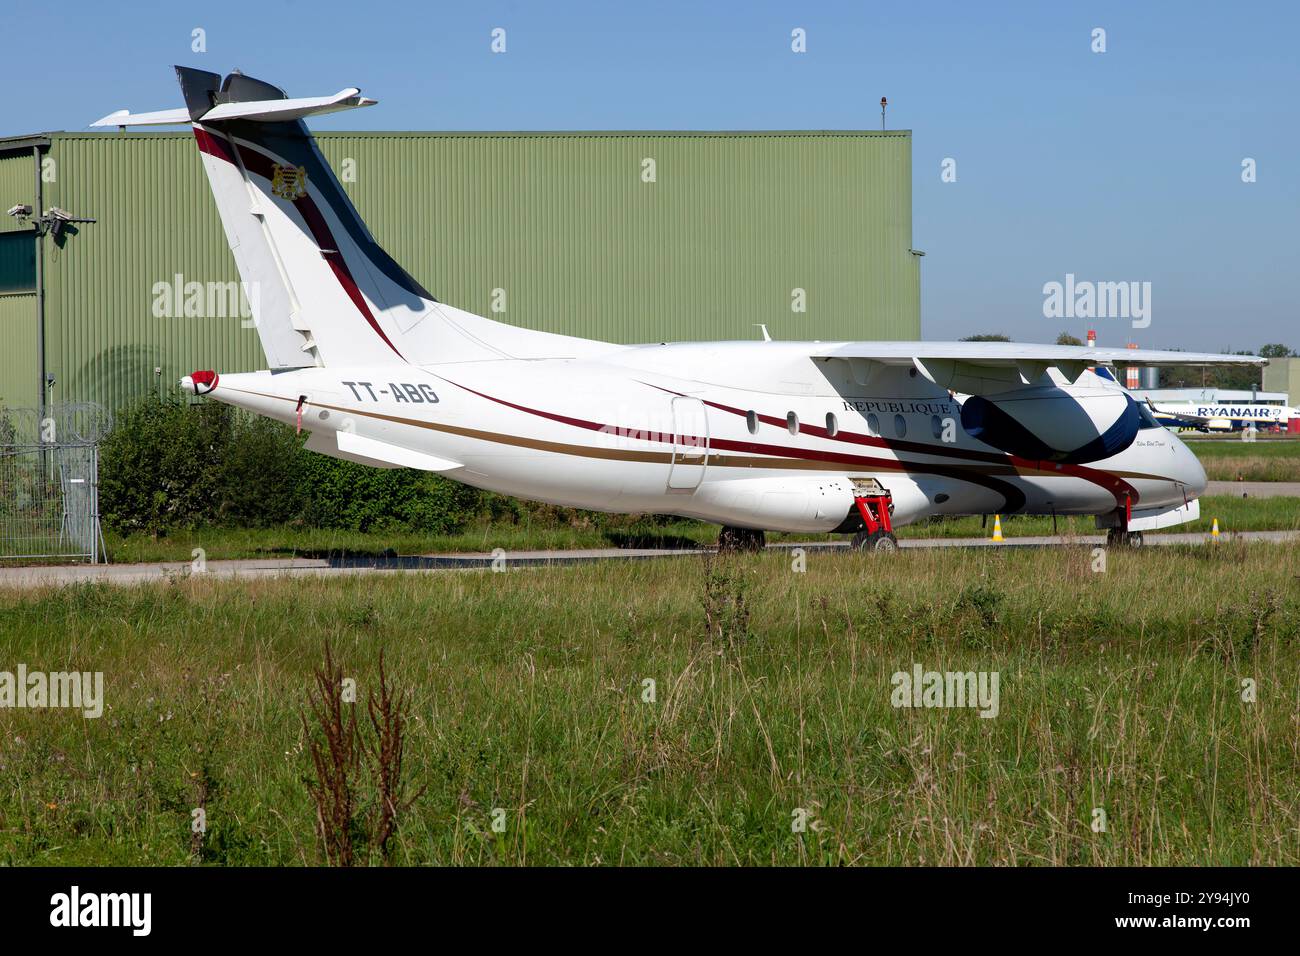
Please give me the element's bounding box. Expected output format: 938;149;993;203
1173;436;1207;497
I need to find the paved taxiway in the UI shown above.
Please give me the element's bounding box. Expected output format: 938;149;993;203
2;530;1297;588
1206;481;1300;498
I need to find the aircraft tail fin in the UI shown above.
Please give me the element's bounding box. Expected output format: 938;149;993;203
178;67;434;367
95;68;619;369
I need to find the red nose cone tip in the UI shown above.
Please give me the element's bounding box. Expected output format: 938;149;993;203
183;369;219;394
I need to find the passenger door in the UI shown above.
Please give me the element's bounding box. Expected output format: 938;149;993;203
667;396;709;490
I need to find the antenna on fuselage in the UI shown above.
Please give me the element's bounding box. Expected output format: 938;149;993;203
755;324;772;342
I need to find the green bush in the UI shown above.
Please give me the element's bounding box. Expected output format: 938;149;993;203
99;396;484;536
100;398;233;535
219;410;305;527
296;454;481;533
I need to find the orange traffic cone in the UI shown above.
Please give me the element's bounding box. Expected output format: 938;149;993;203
991;514;1004;542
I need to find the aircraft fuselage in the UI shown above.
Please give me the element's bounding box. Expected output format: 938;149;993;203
193;341;1208;534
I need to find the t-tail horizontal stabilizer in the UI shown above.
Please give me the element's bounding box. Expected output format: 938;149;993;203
91;88;376;128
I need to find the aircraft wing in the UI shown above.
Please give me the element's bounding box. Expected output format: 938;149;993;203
812;342;1265;394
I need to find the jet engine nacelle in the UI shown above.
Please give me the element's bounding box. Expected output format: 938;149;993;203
685;476;858;532
959;386;1140;464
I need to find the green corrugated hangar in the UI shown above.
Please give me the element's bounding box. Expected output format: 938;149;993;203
0;129;920;413
1263;356;1300;401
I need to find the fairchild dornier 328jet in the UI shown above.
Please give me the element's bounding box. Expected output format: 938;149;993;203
94;68;1264;552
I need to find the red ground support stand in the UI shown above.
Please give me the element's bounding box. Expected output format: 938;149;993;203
854;494;893;535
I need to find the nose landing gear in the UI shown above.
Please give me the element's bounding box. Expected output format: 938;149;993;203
1105;494;1143;547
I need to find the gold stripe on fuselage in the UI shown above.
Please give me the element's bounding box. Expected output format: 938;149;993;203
225;387;1177;483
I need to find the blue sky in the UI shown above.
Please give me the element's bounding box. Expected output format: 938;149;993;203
5;0;1296;351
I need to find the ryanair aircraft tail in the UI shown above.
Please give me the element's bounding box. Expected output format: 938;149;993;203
93;67;612;368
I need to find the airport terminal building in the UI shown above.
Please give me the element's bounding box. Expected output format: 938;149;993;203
0;130;921;413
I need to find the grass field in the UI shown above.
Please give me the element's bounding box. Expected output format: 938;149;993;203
0;541;1296;865
90;494;1300;564
900;494;1298;540
1188;438;1300;482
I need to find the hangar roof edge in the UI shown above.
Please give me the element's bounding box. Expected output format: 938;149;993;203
0;134;53;156
2;129;912;143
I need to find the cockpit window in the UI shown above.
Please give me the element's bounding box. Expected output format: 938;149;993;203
1135;400;1162;430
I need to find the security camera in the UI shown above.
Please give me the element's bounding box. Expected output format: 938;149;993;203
6;204;32;218
45;207;72;221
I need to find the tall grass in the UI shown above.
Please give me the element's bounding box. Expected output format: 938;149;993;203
0;542;1296;865
1189;439;1300;482
1199;457;1300;482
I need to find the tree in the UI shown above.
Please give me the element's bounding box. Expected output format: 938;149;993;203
1259;344;1294;359
1055;332;1085;346
960;334;1011;342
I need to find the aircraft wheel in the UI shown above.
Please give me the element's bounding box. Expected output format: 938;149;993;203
718;526;766;553
1105;528;1143;548
851;530;899;554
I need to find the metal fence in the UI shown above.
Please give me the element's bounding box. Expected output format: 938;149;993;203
0;403;110;563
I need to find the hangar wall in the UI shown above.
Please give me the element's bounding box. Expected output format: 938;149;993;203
0;130;920;413
0;145;37;408
1263;356;1300;401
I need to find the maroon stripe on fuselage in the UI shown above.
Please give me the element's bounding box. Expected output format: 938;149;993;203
694;392;1139;507
438;377;1031;511
632;381;1137;508
191;126;405;361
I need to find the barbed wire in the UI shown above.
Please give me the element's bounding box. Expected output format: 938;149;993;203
0;402;112;447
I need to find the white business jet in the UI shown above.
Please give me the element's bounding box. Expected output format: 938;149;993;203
94;69;1265;551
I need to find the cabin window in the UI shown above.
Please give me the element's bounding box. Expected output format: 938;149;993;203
786;412;799;436
746;410;758;434
931;415;945;440
894;414;907;438
866;413;880;437
825;412;838;437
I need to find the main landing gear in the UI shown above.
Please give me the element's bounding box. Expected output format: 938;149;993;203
1106;528;1144;548
852;529;899;553
849;488;898;554
718;526;766;553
